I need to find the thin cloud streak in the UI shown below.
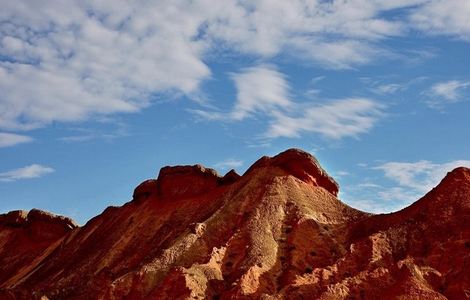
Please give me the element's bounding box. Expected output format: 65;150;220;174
0;164;54;182
214;159;244;171
373;83;407;95
428;80;470;103
0;132;33;148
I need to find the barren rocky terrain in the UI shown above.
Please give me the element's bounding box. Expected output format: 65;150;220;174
1;149;469;299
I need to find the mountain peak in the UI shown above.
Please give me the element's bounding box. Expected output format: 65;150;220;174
247;148;339;196
133;148;338;202
440;166;470;185
157;164;221;198
2;149;470;299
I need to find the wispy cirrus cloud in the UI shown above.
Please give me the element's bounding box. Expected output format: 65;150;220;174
427;80;470;105
214;159;244;171
193;65;292;121
57;121;129;143
266;98;384;139
194;65;385;140
372;83;407;95
0;164;54;182
343;159;470;214
364;76;430;96
375;159;470;194
0;132;33;148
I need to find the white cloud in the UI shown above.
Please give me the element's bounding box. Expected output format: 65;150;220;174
334;170;350;178
0;0;211;130
288;38;382;70
0;164;54;182
375;159;470;194
410;0;470;40
357;182;381;188
214;159;244;171
428;80;470;103
373;83;407;95
58;132;124;143
365;76;429;96
230;66;292;120
0;132;33;147
1;0;470;132
192;65;292;121
342;181;417;213
204;0;408;65
343;198;404;214
195;66;384;140
267;98;384;139
376;187;420;204
343;158;470;213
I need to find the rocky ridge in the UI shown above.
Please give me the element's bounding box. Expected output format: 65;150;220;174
0;148;469;299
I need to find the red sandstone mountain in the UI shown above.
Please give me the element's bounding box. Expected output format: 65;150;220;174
0;149;469;299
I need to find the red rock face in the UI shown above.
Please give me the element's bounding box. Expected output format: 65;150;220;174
157;164;221;198
0;148;469;299
0;209;77;291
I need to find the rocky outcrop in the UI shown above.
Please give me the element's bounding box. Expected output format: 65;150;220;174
157;164;221;198
132;179;158;202
0;209;77;237
247;148;339;196
0;209;77;290
0;210;28;227
0;149;469;299
133;165;241;202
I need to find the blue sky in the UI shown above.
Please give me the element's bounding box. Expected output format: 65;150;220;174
1;0;470;224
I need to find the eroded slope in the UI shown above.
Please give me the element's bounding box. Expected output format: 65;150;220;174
0;149;469;299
